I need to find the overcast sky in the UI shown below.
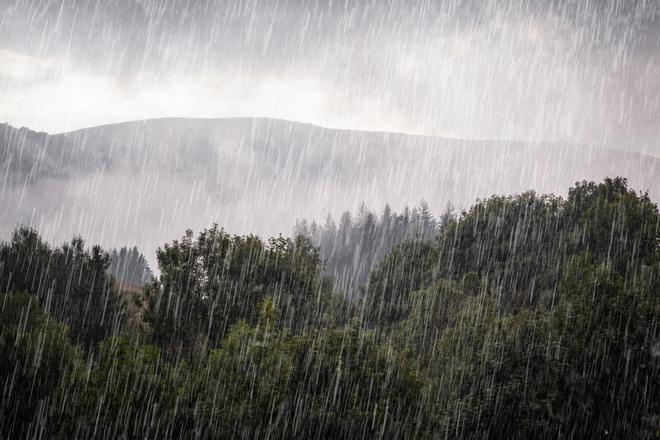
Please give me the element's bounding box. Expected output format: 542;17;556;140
1;0;659;154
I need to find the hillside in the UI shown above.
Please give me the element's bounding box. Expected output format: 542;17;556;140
2;118;659;261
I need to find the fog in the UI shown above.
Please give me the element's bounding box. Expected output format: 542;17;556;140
2;118;659;270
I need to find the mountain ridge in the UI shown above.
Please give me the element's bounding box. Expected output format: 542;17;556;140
6;117;660;162
2;117;659;266
35;118;651;154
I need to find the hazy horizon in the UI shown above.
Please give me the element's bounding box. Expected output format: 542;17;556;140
0;115;637;148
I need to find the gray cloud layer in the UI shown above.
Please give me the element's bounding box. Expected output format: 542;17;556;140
1;0;659;153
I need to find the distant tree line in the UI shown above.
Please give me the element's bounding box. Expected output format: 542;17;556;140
108;246;153;287
0;177;659;438
295;200;453;295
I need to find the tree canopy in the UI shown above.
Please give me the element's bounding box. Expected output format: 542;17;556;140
0;177;658;438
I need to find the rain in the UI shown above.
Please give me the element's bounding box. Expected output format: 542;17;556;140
0;0;659;438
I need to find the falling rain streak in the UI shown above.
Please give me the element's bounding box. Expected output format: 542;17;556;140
1;0;659;438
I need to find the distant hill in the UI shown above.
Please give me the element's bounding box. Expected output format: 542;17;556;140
1;118;659;263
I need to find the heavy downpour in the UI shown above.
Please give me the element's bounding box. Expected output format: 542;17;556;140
1;0;659;438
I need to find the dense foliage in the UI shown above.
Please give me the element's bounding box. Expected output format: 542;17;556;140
0;229;124;349
145;225;338;360
1;177;659;438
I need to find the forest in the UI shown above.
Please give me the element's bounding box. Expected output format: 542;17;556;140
0;177;659;439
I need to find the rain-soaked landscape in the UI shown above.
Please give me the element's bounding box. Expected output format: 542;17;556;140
1;0;660;438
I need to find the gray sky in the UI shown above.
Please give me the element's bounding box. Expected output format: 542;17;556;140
1;0;659;154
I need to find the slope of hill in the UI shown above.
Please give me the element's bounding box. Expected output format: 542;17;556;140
2;118;659;261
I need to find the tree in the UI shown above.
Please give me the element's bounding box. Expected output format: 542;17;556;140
108;246;153;286
546;256;660;436
364;239;439;326
0;292;82;438
0;227;124;349
145;225;334;360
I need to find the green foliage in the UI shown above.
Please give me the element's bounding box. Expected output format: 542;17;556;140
409;255;660;438
421;297;552;438
185;299;297;436
0;228;125;348
1;178;659;438
144;225;336;360
364;239;439;325
565;177;660;273
547;256;660;436
0;292;82;438
366;177;660;322
395;278;469;355
294;322;422;438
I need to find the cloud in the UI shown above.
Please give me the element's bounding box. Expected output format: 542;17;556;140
0;0;658;153
0;49;417;134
